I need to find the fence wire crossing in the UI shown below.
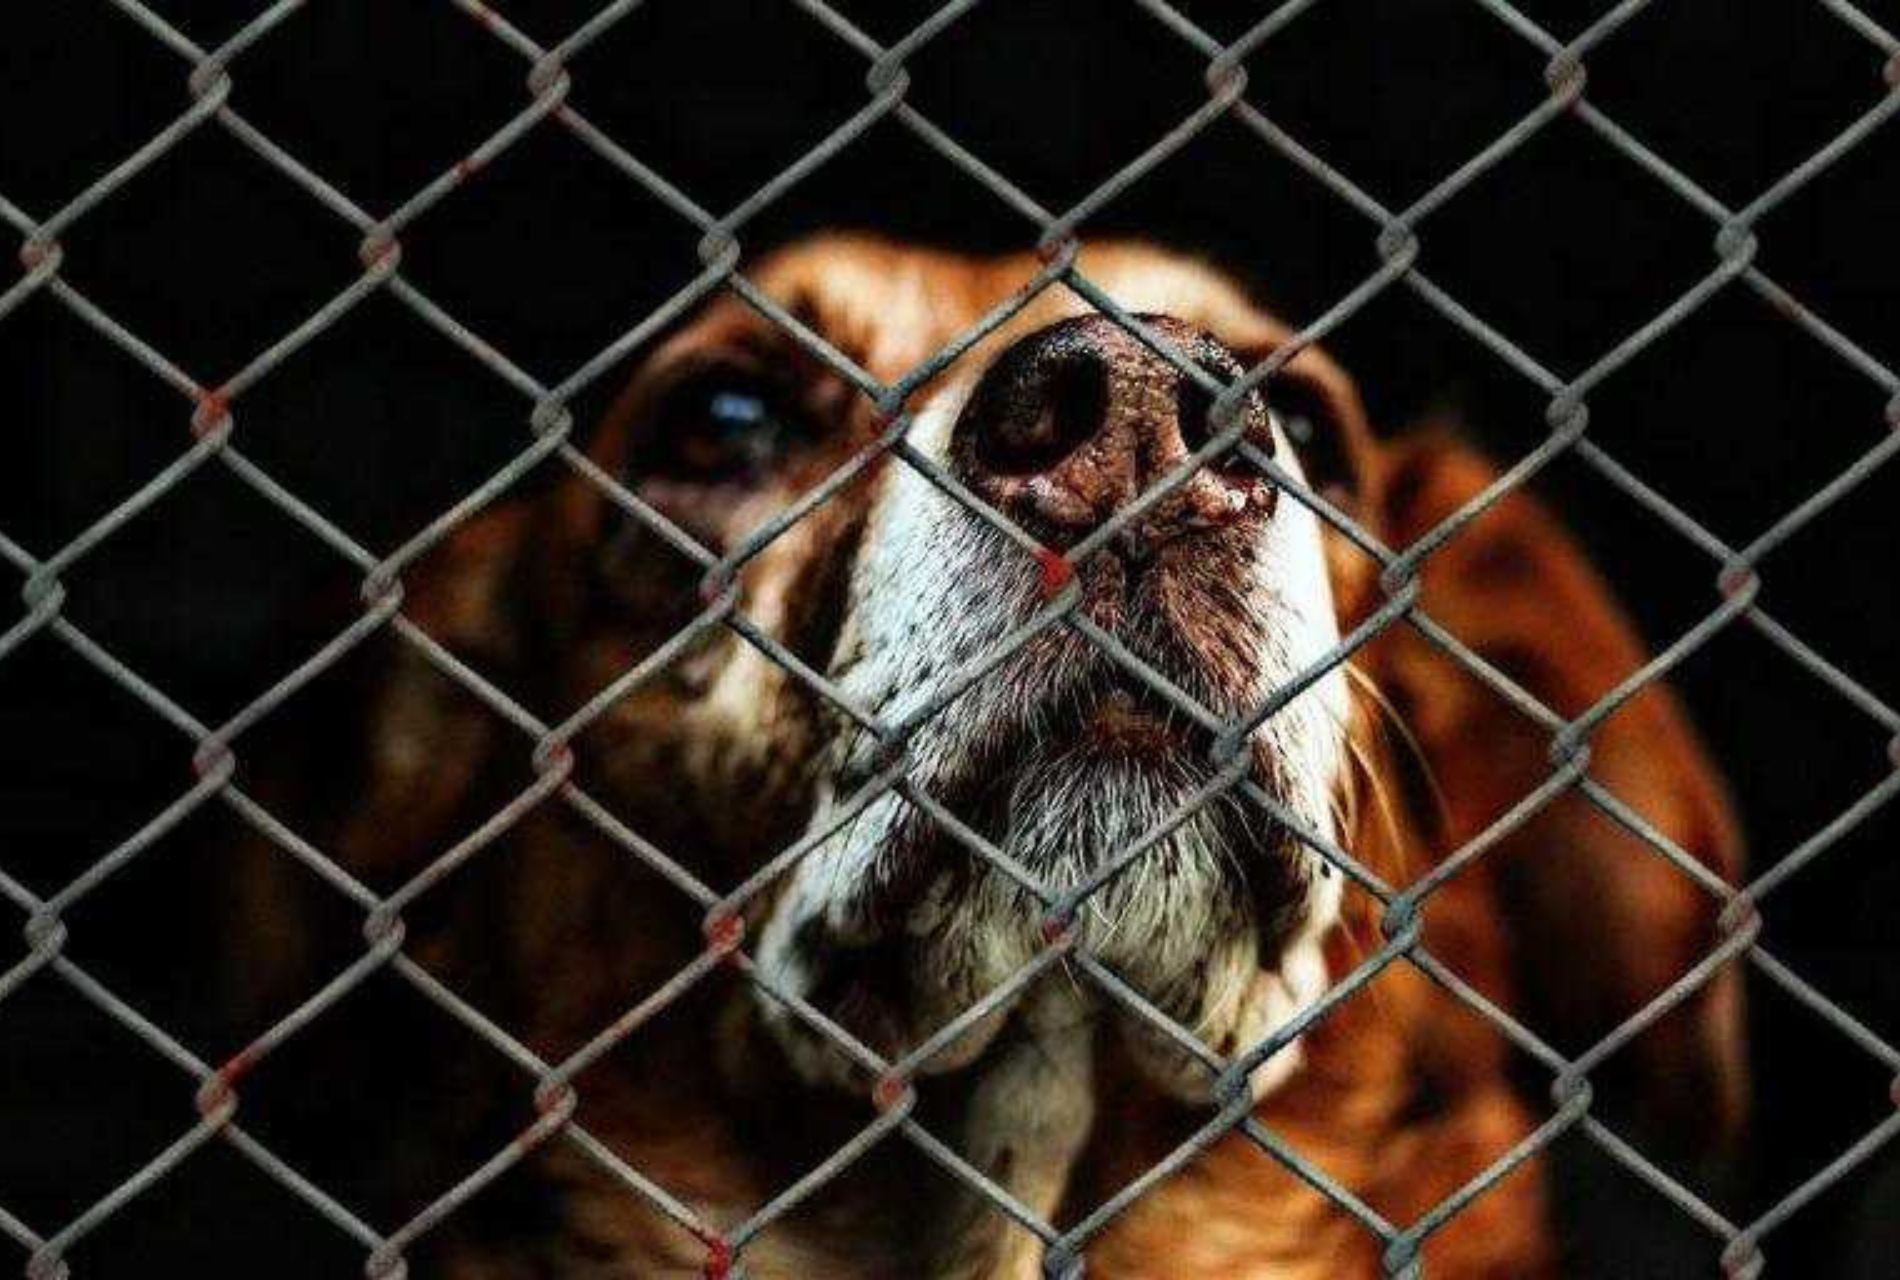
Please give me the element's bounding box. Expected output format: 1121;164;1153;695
3;0;1898;1276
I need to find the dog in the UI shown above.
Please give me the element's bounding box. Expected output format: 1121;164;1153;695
230;235;1745;1278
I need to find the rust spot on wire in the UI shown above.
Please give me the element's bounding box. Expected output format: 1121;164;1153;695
1036;232;1078;265
1035;547;1072;597
192;737;235;780
358;229;402;273
191;389;232;442
195;1046;259;1121
534;739;576;780
871;1072;913;1113
18;237;60;271
1717;563;1759;602
704;910;745;960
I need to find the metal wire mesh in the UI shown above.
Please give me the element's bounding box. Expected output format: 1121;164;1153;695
2;0;1897;1276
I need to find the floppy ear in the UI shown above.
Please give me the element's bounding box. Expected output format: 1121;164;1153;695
1354;431;1746;1148
333;501;541;882
219;499;549;1025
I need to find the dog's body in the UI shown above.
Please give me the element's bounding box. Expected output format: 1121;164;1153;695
236;237;1744;1277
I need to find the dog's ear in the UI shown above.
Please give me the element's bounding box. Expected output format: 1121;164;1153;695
1357;431;1746;1149
334;501;547;882
221;498;555;1024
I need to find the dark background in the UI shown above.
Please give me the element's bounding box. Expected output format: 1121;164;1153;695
2;0;1896;1275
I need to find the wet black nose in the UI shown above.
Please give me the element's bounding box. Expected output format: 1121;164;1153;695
952;314;1275;546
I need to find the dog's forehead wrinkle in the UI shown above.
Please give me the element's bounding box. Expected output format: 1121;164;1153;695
755;237;1286;388
763;250;987;384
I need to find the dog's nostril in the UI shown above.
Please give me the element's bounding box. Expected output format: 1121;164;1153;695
1177;376;1215;454
1178;363;1272;479
973;352;1108;477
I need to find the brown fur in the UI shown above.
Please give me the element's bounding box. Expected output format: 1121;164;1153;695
235;235;1743;1277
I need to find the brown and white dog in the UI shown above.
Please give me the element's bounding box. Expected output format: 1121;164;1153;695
239;235;1745;1278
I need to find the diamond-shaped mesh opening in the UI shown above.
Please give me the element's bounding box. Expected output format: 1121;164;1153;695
1675;621;1896;873
399;809;710;1064
564;0;876;212
1056;957;1562;1269
178;804;380;1052
1066;1114;1382;1273
1577;285;1894;546
44;460;339;721
1740;967;1897;1218
61;1140;366;1278
398;120;708;380
220;1;537;214
228;966;543;1227
1753;131;1899;369
1078;113;1390;313
0;973;195;1228
1757;789;1898;1025
46;803;261;1055
1539;1121;1735;1278
1573;0;1892;203
0;293;194;554
557;969;900;1253
1747;465;1900;714
1511;447;1728;645
1323;281;1559;445
229;627;547;899
1215;0;1554;208
0;4;185;211
1403;114;1722;372
0;631;190;895
896;0;1215;210
232;292;556;553
52;123;357;378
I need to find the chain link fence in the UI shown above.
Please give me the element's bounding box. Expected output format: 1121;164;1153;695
2;0;1897;1275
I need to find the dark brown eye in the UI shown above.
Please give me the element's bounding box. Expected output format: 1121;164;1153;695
1269;376;1352;497
641;370;814;482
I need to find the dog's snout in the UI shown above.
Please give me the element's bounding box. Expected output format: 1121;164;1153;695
953;314;1275;545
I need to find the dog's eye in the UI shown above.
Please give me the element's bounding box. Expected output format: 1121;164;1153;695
1269;377;1352;497
644;372;813;481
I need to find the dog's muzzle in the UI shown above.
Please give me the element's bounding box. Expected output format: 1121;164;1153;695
756;312;1343;1108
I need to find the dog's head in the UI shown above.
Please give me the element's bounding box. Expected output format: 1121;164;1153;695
345;234;1743;1143
586;238;1376;1100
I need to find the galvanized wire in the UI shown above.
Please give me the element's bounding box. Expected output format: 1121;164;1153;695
2;0;1897;1277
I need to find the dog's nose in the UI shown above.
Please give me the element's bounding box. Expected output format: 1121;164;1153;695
952;314;1274;546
